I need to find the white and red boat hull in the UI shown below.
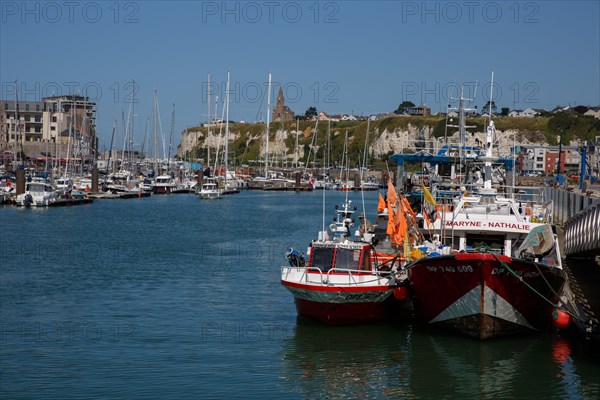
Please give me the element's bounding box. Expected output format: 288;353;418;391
407;253;566;339
281;267;398;324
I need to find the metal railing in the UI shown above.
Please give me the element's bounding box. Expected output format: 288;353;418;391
281;265;389;286
564;203;600;257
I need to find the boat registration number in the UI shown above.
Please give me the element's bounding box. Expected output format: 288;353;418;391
492;268;540;278
425;265;473;272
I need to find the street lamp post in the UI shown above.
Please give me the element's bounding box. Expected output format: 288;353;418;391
556;129;564;186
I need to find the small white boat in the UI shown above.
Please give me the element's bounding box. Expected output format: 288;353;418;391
15;181;58;207
197;179;221;200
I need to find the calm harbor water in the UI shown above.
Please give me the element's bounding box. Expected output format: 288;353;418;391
1;191;599;399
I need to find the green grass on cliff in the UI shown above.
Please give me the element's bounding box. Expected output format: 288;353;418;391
182;114;599;166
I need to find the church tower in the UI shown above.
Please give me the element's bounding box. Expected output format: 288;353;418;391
273;87;295;123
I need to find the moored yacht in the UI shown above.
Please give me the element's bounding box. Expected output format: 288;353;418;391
15;181;58;207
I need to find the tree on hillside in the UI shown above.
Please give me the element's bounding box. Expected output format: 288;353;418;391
548;112;600;142
305;107;317;119
482;101;497;115
501;107;510;116
395;101;415;114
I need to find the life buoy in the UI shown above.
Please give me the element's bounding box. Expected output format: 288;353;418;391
552;308;570;329
393;286;409;301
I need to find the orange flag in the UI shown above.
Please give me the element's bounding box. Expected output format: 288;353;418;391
386;201;396;236
377;193;386;213
401;195;416;219
423;209;432;228
387;178;399;205
394;199;408;244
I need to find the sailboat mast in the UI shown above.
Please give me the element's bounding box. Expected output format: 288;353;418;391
265;73;272;177
107;119;116;175
360;119;371;212
13;81;19;167
224;71;231;185
153;91;158;173
141;118;149;159
295;117;299;169
168;103;175;173
207;72;211;169
65;97;75;181
121;109;127;171
129;80;135;170
212;95;219;174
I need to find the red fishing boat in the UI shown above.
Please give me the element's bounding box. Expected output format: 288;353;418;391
405;88;567;338
280;199;407;324
407;231;566;339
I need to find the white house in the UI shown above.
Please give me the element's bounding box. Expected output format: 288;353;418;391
520;108;543;117
317;111;329;121
584;108;600;119
509;108;545;117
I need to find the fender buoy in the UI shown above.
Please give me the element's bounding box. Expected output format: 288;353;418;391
393;286;408;301
552;308;570;329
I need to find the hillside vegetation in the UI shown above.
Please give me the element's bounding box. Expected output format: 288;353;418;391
180;114;600;169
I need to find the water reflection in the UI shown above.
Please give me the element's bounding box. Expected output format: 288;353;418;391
281;321;600;399
281;319;413;399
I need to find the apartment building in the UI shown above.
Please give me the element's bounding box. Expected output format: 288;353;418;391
0;95;96;157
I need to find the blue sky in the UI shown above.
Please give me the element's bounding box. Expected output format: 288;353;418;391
1;1;599;149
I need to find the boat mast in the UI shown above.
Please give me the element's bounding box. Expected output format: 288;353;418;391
167;103;175;174
212;95;221;175
447;85;476;185
265;73;272;178
106;119;116;175
122;93;130;172
224;70;231;186
295;117;299;169
213;96;226;175
206;72;211;170
141;117;149;162
64;96;74;183
153;90;158;174
482;72;495;191
129;80;135;172
360;118;370;213
13;81;19;168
